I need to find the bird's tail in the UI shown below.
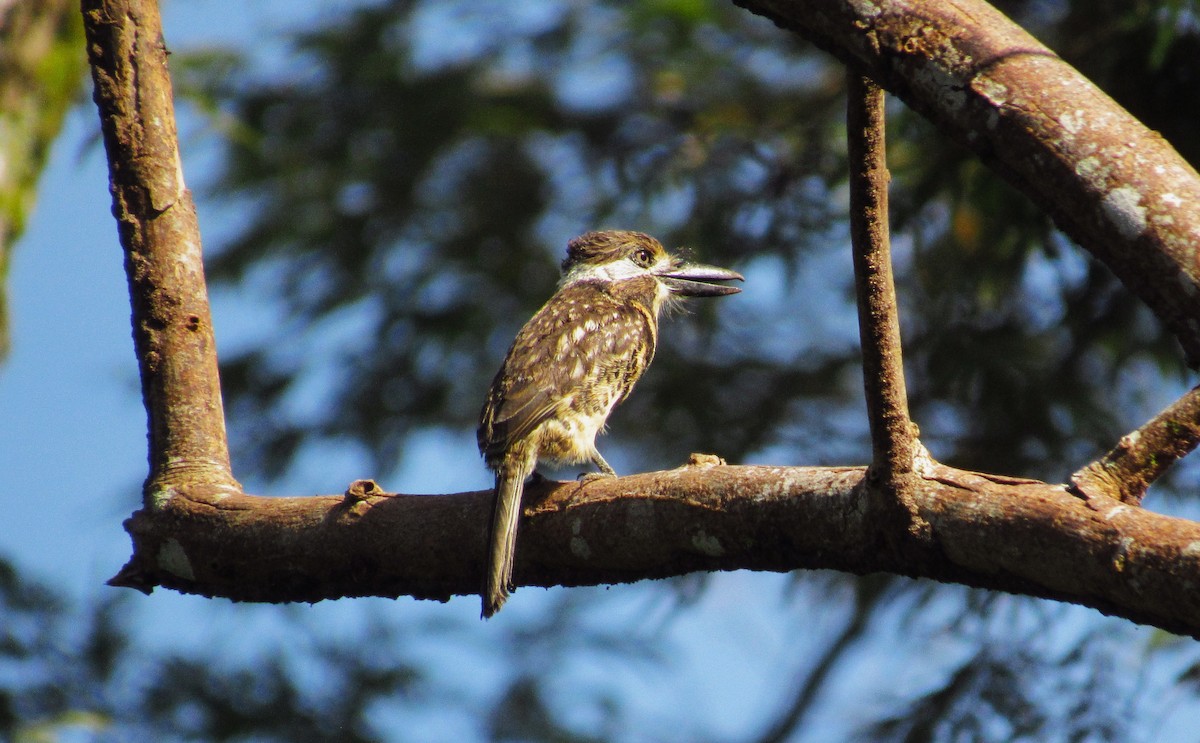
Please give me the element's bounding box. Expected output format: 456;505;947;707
483;464;527;618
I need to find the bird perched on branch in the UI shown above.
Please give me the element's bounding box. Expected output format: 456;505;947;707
477;230;743;617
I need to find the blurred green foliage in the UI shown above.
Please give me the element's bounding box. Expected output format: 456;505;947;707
186;0;1191;488
0;0;86;361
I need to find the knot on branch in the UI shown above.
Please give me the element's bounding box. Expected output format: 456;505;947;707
344;479;383;502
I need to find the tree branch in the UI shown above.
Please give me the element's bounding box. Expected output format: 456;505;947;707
1072;385;1200;505
846;72;927;546
734;0;1200;366
82;0;239;500
109;464;1200;639
848;73;915;479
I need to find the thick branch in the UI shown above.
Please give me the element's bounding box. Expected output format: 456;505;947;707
110;465;1200;639
1072;385;1200;505
82;0;237;498
734;0;1200;366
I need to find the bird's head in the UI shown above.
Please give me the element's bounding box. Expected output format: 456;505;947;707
560;231;743;302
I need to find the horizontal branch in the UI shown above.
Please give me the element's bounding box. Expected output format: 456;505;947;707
110;462;1200;637
734;0;1200;365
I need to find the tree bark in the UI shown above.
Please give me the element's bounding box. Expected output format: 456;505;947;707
109;463;1200;638
82;0;239;500
735;0;1200;366
846;72;928;545
1073;384;1200;505
848;73;913;483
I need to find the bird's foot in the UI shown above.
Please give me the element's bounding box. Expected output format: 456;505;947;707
578;470;617;483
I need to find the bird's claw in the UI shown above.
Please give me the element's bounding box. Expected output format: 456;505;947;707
578;471;616;483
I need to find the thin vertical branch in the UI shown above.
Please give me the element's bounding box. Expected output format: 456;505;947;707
847;73;917;486
81;0;238;502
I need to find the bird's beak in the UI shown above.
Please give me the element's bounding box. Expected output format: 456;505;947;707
656;261;744;297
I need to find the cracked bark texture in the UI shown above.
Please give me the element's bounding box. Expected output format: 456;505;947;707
735;0;1200;365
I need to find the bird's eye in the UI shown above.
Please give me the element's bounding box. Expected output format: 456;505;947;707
632;248;654;267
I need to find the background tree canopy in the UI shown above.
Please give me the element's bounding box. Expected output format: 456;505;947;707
5;0;1200;740
195;0;1184;488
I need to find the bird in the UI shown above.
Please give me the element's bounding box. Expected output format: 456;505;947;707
476;230;743;617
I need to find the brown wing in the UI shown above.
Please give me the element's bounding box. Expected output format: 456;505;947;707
477;282;656;465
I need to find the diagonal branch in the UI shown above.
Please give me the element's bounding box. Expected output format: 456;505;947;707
734;0;1200;366
1072;385;1200;505
82;0;238;499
